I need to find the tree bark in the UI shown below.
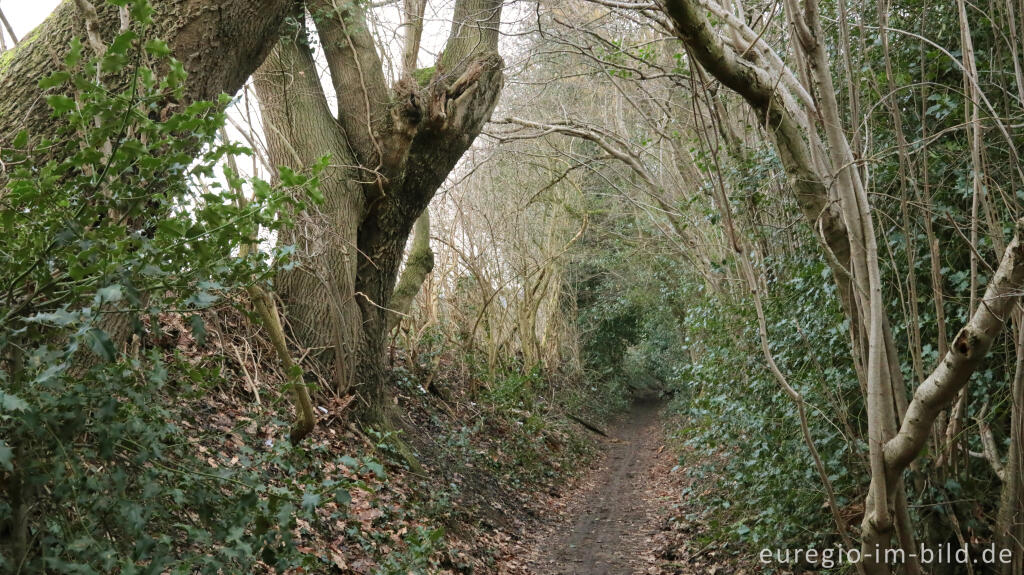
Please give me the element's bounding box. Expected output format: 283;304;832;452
0;0;292;147
389;211;435;331
252;18;366;393
998;311;1024;575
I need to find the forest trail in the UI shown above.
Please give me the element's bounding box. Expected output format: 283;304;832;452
503;400;677;574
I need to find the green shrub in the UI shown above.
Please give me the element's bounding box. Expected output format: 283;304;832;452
0;5;351;571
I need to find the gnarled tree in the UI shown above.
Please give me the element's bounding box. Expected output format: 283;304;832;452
252;0;504;423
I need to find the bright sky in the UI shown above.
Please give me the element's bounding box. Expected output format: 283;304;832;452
1;0;453;64
2;0;61;40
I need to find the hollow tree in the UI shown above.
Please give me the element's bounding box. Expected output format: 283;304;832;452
252;0;504;423
657;0;1024;572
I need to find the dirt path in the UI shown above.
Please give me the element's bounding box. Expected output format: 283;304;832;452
504;400;669;574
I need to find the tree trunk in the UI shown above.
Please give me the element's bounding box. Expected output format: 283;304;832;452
0;0;292;370
252;20;365;394
0;0;292;147
999;311;1024;575
388;211;435;332
253;0;504;424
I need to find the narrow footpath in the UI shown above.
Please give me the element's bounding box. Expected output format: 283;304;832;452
545;401;664;574
500;401;749;575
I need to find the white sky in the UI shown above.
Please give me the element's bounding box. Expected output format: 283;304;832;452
2;0;61;40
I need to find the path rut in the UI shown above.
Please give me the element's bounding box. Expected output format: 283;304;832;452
519;400;666;574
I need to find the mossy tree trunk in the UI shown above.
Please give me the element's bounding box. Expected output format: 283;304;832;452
0;0;293;566
0;0;292;147
389;212;435;332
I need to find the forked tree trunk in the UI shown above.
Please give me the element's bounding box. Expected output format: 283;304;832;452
254;0;504;425
252;18;366;394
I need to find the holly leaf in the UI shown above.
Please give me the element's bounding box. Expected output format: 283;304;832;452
46;95;76;116
0;441;12;472
85;328;116;362
301;491;320;512
0;392;29;412
189;315;207;346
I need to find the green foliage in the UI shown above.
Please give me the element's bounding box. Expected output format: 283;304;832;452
673;252;865;551
0;6;350;572
566;141;868;555
569;193;688;407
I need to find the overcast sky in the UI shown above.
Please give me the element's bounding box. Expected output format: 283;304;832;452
3;1;61;40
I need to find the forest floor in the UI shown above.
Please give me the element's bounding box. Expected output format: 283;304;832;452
139;309;757;574
498;400;753;575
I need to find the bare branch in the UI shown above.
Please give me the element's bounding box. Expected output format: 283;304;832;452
0;6;16;48
885;223;1024;474
72;0;108;56
309;0;391;169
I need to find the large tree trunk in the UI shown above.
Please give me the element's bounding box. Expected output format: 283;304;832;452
0;0;293;366
252;19;366;393
0;0;292;146
0;0;292;566
254;0;504;424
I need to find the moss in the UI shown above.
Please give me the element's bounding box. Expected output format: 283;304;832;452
0;49;14;73
0;26;44;74
411;66;436;87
